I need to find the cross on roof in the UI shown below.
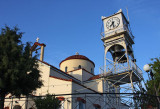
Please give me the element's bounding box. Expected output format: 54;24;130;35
36;37;39;42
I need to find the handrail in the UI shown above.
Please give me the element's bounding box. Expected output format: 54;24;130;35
101;25;134;40
99;59;143;78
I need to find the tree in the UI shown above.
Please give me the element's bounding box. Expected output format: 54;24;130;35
146;57;160;104
34;94;61;109
0;26;43;109
134;58;160;108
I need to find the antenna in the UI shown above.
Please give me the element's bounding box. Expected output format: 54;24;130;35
126;7;129;22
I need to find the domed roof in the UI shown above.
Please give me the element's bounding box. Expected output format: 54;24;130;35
59;54;95;67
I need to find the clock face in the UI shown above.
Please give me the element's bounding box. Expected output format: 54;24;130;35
106;17;120;30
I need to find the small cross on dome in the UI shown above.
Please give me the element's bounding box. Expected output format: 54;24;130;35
36;37;39;42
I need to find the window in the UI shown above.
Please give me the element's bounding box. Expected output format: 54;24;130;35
65;66;68;72
77;101;85;109
78;65;81;69
77;97;86;109
79;101;84;109
91;68;93;73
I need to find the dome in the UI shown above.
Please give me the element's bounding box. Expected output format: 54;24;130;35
59;54;95;67
59;53;95;73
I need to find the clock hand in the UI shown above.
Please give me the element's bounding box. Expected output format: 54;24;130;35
110;21;115;28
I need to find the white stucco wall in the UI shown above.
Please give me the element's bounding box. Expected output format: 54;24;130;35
48;77;72;94
36;62;51;96
68;69;82;81
67;69;94;82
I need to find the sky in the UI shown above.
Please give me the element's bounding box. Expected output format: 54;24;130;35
0;0;160;81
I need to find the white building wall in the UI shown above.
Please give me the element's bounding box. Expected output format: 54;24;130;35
68;69;82;81
68;69;94;82
36;62;51;96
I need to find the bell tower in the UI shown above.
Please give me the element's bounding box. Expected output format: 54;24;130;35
101;9;134;64
100;9;143;93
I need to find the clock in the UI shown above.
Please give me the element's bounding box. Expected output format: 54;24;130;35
106;17;120;30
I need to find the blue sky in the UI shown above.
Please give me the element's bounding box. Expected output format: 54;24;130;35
0;0;160;80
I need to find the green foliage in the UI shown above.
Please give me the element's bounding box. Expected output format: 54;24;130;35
0;26;43;108
134;58;160;108
34;94;61;109
141;57;160;107
147;57;160;96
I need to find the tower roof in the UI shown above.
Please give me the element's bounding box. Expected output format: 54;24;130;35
59;54;95;67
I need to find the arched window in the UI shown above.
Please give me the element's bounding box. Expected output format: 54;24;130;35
78;65;81;69
91;68;93;74
65;66;68;72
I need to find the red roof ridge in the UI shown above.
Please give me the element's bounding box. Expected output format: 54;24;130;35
59;54;95;67
88;75;101;81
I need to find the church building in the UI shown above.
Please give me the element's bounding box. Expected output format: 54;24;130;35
4;9;143;109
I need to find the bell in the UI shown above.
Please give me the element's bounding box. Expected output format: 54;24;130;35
114;45;122;53
113;51;127;63
109;45;127;63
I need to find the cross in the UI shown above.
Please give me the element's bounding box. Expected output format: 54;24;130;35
36;37;39;42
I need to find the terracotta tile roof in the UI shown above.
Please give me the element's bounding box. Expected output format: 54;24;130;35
59;54;95;67
88;75;101;81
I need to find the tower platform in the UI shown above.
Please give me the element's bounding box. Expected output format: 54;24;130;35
100;60;143;85
103;70;142;85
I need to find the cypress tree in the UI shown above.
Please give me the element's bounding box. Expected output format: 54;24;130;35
0;26;42;108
